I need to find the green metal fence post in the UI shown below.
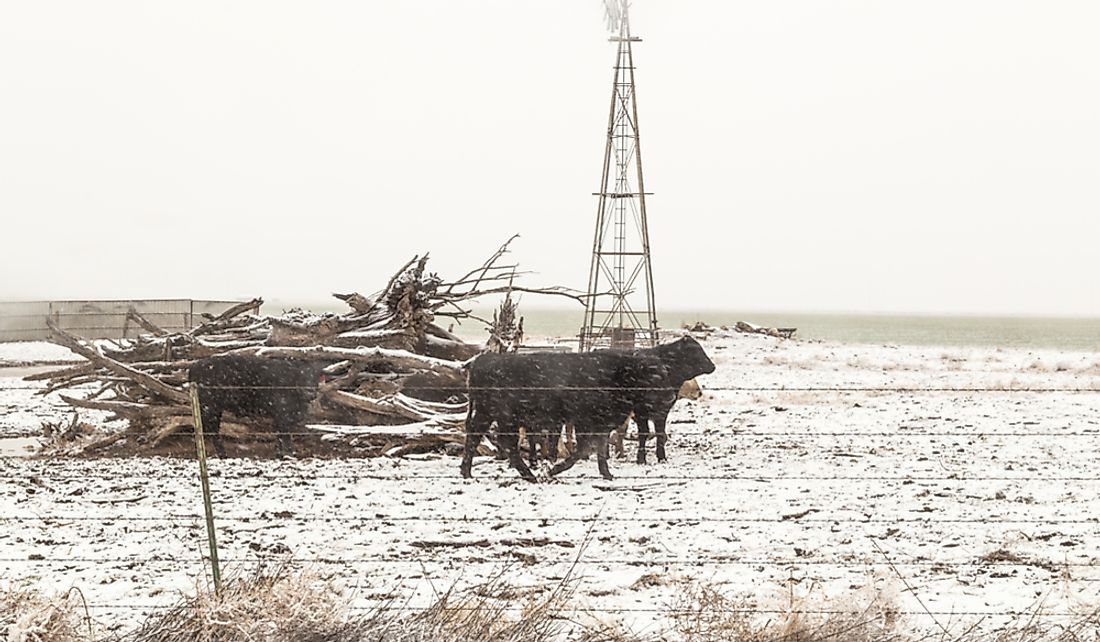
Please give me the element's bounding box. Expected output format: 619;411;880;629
189;383;222;594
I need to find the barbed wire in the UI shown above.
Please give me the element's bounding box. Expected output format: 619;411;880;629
206;385;1100;393
9;431;1098;439
4;514;1097;525
2;384;1099;392
83;602;1092;617
11;427;1100;442
101;431;1100;438
4;472;1098;482
1;556;1093;568
18;427;1100;436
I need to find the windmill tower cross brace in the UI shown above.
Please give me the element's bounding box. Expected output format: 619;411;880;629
580;2;659;352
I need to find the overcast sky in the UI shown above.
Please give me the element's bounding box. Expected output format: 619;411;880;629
1;1;1097;316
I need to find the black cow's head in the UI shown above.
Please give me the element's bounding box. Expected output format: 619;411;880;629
654;336;716;383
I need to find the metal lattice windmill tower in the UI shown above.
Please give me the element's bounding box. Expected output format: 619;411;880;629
579;0;659;351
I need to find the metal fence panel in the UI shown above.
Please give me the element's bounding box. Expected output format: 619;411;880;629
0;299;257;342
0;302;51;341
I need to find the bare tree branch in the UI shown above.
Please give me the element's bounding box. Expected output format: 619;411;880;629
126;308;169;337
47;319;189;405
444;234;520;296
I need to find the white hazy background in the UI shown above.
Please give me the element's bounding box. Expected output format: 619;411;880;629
1;1;1097;316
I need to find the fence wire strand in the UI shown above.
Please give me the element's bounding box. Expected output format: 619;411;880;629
82;602;1091;617
4;380;1100;392
1;556;1095;569
4;473;1100;482
4;362;1099;628
3;515;1098;525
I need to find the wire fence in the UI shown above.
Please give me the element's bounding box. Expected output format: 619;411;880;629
3;373;1100;634
5;514;1100;524
4;384;1099;392
0;554;1095;569
78;603;1093;617
6;472;1100;481
2;482;1097;627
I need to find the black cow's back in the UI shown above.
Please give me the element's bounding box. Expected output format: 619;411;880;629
467;351;655;425
188;354;318;417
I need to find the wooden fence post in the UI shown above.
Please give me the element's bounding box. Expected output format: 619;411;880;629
189;384;222;594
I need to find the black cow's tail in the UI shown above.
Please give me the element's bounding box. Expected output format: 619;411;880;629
464;394;475;429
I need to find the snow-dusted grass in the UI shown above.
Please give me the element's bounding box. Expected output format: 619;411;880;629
7;570;1100;642
1;586;90;642
1;332;1099;639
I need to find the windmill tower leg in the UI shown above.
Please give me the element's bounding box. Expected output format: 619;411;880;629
580;6;659;352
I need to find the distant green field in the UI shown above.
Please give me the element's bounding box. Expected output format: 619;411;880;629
266;300;1099;352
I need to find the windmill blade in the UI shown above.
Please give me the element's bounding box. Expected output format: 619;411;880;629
603;0;630;33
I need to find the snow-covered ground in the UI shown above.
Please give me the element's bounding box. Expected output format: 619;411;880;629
1;333;1099;637
0;343;111;440
0;341;79;367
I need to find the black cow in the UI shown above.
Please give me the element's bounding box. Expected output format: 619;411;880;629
630;337;716;464
460;336;715;481
188;354;323;458
522;337;717;466
461;351;658;481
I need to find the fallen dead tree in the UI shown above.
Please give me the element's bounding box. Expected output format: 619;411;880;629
682;320;796;340
31;237;582;457
734;321;796;339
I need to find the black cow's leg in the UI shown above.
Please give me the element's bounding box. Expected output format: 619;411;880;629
276;436;293;458
274;415;295;458
460;403;488;478
530;421;558;463
610;417;626;458
527;423;553;466
549;425;588;477
548;450;581;477
547;425;560;462
498;425;537;482
491;432;508;460
654;409;671;462
596;430;614;480
492;421;509;461
636;413;650;465
201;406;226;458
525;426;540;467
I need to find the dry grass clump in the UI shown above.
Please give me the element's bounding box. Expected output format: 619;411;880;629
969;607;1100;642
2;586;91;642
12;569;1100;642
664;582;761;642
660;579;1100;642
664;580;906;642
120;565;607;642
122;565;343;642
349;574;572;642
